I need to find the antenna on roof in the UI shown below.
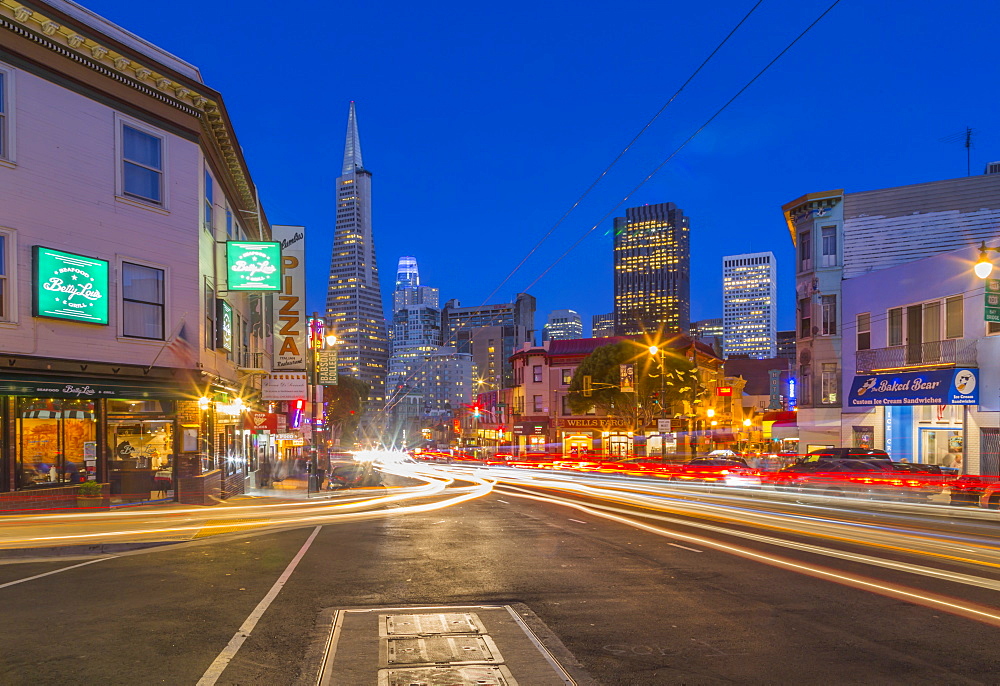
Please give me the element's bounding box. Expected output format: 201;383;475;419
939;127;975;176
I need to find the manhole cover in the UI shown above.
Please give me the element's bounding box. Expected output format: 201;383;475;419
378;664;517;686
383;612;483;636
384;635;502;666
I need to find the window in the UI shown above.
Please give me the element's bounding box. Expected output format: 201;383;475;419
532;365;542;383
856;313;871;351
888;307;903;346
800;365;812;405
0;68;8;161
561;395;571;415
122;124;163;204
205;282;215;348
561;369;572;385
225;208;233;238
821;363;838;404
533;395;543;412
122;262;164;339
799;297;812;338
821;226;837;267
798;230;812;271
204;169;214;230
821;295;837;336
945;296;963;339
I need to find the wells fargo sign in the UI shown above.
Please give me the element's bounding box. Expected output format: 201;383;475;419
271;226;307;371
558;418;630;429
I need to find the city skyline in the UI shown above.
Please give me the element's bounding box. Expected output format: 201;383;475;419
77;0;1000;336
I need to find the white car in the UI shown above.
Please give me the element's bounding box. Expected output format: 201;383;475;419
707;449;739;457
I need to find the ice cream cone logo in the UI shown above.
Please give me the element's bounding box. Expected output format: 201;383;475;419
857;378;877;396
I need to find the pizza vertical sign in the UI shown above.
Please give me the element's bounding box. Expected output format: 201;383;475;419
33;246;109;324
271;226;307;371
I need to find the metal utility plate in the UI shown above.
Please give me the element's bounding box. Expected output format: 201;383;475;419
383;634;503;666
378;664;517;686
381;612;484;637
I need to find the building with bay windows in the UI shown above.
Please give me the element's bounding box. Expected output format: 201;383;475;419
784;166;1000;465
0;0;283;508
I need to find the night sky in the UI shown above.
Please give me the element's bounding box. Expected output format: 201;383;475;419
81;0;1000;334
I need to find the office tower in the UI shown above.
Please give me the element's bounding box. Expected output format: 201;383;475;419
776;330;796;362
386;256;443;414
613;203;690;336
442;293;535;388
690;318;724;356
326;102;389;403
591;313;615;338
392;255;439;312
542;309;583;341
722;252;777;359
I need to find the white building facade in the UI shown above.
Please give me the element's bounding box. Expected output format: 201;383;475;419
722;252;776;359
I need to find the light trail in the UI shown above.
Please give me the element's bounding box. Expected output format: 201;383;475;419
0;467;494;550
500;488;1000;629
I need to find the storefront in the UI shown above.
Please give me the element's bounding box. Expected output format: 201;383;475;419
556;418;633;457
0;374;188;502
513;420;549;455
848;368;978;467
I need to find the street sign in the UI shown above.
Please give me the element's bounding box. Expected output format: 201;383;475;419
986;279;1000;322
657;419;671;432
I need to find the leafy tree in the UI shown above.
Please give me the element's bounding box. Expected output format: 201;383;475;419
323;376;368;447
566;341;704;430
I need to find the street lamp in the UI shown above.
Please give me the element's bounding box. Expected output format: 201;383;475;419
974;241;1000;279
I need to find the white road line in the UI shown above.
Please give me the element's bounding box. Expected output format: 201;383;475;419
669;543;704;553
197;526;322;686
496;499;510;504
568;519;588;524
0;556;116;589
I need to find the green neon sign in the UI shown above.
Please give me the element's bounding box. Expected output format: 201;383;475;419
216;300;233;351
33;246;109;325
226;241;281;291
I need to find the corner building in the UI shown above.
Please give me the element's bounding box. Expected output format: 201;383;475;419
613;203;690;336
0;0;277;507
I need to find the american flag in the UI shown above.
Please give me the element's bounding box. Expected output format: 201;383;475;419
166;322;196;367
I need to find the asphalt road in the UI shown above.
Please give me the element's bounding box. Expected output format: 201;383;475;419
2;484;999;685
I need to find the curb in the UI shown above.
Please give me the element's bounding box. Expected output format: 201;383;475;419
0;540;179;560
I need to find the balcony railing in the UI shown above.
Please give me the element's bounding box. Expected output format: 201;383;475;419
856;338;978;373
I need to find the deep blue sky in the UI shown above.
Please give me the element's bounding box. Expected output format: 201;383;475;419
84;0;1000;334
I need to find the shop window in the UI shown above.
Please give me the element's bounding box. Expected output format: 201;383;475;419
16;398;96;488
980;428;999;476
120;121;164;205
122;261;164;339
856;312;871;351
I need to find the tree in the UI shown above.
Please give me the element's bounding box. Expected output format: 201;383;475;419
566;341;704;431
323;376;368;447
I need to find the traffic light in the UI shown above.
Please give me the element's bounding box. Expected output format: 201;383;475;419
583;375;592;396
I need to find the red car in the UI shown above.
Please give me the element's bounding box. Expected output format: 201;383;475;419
771;459;948;501
669;458;762;487
949;475;1000;508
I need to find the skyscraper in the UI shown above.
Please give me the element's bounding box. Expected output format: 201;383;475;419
613;203;690;336
326;102;389;403
722;251;777;359
591;313;615;338
542;309;583;341
442;293;535;388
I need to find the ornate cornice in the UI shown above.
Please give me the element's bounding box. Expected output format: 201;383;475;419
0;0;262;236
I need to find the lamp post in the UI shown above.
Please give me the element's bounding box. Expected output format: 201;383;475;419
648;345;667;458
308;314;338;491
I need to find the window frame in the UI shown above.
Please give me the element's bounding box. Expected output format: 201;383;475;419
856;312;871;351
798;230;812;272
820;362;838;405
532;365;543;383
945;295;964;340
820;226;837;267
0;63;15;164
799;297;812;339
204;168;214;233
820;295;837;336
117;256;168;341
561;369;572;386
115;115;168;209
204;280;215;349
532;394;544;413
0;227;16;322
